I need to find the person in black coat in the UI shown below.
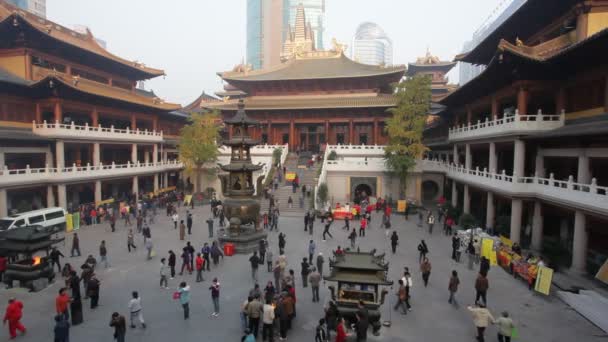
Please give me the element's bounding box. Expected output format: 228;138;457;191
480;256;490;277
87;275;101;309
68;271;83;325
54;314;70;342
168;250;176;278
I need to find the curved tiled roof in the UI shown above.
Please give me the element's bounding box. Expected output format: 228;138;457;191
220;54;405;82
0;2;165;79
204;94;397;111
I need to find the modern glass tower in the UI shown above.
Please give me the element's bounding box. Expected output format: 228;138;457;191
246;0;264;70
352;22;393;66
285;0;325;49
6;0;46;18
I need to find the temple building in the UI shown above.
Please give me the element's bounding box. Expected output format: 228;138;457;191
194;4;405;153
0;1;184;216
422;0;608;276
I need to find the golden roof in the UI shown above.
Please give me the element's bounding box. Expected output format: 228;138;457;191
0;1;165;79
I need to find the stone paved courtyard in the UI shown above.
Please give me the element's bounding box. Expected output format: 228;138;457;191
0;203;605;342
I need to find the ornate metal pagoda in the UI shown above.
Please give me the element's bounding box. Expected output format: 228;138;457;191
217;99;267;253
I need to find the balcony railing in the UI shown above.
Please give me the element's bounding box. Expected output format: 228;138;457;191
32;121;164;142
448;110;565;142
420;159;608;214
0;160;183;187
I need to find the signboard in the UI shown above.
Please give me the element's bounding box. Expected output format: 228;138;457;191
66;214;73;233
595;258;608;285
499;235;513;248
73;212;80;230
285;172;296;181
534;266;554;295
397;200;407;213
481;238;497;266
184;195;193;206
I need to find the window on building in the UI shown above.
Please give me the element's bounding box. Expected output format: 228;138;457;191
72;68;109;84
336;133;345;145
282;134;289;144
261;134;268;144
31;56;66;73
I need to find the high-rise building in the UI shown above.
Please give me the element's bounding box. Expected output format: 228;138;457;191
352;22;393;66
285;0;325;50
6;0;45;18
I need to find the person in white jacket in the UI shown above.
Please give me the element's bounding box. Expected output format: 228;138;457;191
467;303;495;342
128;291;146;329
262;298;276;342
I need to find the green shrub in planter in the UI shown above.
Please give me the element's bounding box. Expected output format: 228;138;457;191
458;213;478;230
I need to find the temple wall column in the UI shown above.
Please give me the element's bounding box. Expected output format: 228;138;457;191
513;139;525;177
54;101;62;123
131;144;138;164
517;86;528;115
95;180;102;204
571;210;588;274
465;144;472;169
55;140;65;169
489;142;497;173
153;144;158;164
577;155;590;184
486;192;495;228
0;189;7;217
93;143;100;167
57;184;67;210
463;184;471;214
453;144;459;166
531;200;544;251
349;120;354;144
510;198;523;243
132;176;139;200
535;150;545;178
289;120;295;149
451;181;458;207
47;186;55;207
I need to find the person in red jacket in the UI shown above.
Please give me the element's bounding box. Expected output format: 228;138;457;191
195;253;204;283
359;217;367;237
335;316;347;342
3;298;26;339
55;288;70;321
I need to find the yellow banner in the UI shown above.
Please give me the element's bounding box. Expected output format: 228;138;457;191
184;195;193;205
534;266;554;295
499;235;513;248
595;259;608;284
397;200;407;213
286;172;296;181
155;186;176;195
65;214;73;233
95;198;114;206
481;238;497;266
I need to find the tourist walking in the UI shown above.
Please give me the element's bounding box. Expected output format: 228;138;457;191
160;258;169;289
427;213;435;234
309;267;321;302
467;303;495;342
259;239;267;264
145;238;153;260
246;295;263;337
142;224;151;242
322;220;333;241
475;273;489;306
186;211;193;235
308;240;316;263
202;243;211;271
420;257;432;287
127;229;136;252
179;220;186;241
210;241;224;266
250;252;261;282
209;278;220;316
495;311;515;342
196;253;205;282
99;240;110;268
393;279;408;314
304;212;309;232
206;218;214;238
88;274;101;309
266;249;273;272
177;281;190;320
301;257;310;288
168;250;176;278
53;314;70;342
417;240;429;263
109;312;126;342
179;248;192;275
359;216;367;237
278;233;286;255
70;233;81;257
390;231;399;254
172;212;179;229
342;215;350;230
110;213;116;232
316;253;325;277
349;228;357;248
467;241;476;270
3;298;26;339
55;288;70;321
452;234;460;260
128;291;146;329
448;270;460;305
262;299;276;342
185;242;195;270
335;316;347;342
50;247;64;273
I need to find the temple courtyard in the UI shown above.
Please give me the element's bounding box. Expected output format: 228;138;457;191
0;203;604;342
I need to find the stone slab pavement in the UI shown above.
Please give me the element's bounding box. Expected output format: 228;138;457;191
0;204;605;342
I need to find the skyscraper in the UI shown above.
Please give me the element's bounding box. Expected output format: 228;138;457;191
352;22;393;66
285;0;325;50
6;0;46;18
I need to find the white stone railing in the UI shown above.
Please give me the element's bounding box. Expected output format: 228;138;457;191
448;110;565;142
326;144;386;156
325;158;386;172
218;144;288;158
32;121;164;142
419;159;608;214
0;160;183;187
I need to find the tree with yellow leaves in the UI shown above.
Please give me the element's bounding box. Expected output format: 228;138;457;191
384;75;431;196
178;110;221;193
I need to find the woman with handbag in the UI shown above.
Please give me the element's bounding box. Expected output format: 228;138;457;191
176;282;190;320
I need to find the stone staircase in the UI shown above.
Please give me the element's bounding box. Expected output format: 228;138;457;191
260;153;320;216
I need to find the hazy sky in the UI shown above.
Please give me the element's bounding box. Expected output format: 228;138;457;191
48;0;503;106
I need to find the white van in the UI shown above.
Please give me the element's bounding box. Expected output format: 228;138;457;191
0;207;67;232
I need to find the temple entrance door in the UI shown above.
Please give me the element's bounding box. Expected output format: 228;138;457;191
298;125;322;153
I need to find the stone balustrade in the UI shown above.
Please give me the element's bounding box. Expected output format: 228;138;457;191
32;121;164;142
326;144;386;156
448;110;565;142
0;160;183;187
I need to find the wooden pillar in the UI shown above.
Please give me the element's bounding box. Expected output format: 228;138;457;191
24;53;32;80
130;114;137;130
491;96;499;119
53;101;62;123
153;116;159;132
228;125;233;140
556;87;567;114
91;108;99;126
373;119;379;145
517;87;528;115
267;121;272;144
604;75;608;112
35;103;42;123
349;119;354;144
466;106;472;124
289;119;295;150
325;120;329;145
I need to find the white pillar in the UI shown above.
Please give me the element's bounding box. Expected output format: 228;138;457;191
47;185;55;207
571;210;588;273
131;144;138;163
93;143;100;166
94;180;102;204
0;189;7;217
453;144;459;165
513;139;525;177
154;174;159;192
486;192;495;228
57;184;67;210
132;176;139;200
56;140;65;169
531;201;544;251
510;199;523;243
465;144;472;169
144;150;150;164
0;153;5;169
489;142;497;173
451;181;458;207
577;155;590;184
153;144;159;164
535;150;545;178
463;184;471;214
45;150;54;168
163;172;169;188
